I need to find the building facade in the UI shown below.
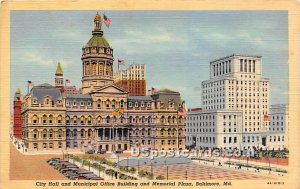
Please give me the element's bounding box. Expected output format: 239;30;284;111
267;104;288;150
187;54;287;151
16;13;186;152
13;88;22;139
114;64;146;96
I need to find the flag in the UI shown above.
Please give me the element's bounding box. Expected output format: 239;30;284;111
151;87;157;94
178;101;187;117
27;80;33;86
264;115;272;122
118;59;125;65
113;108;124;117
65;79;71;83
103;14;111;28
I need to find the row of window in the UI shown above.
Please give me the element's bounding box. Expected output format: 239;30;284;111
32;115;63;124
33;142;62;149
212;60;232;77
128;101;152;108
224;136;238;144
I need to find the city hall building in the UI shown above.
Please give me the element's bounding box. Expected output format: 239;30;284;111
14;13;186;152
186;54;288;151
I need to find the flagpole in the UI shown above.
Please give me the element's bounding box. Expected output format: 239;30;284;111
27;81;29;95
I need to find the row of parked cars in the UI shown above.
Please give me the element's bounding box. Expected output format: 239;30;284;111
85;149;124;154
47;158;103;180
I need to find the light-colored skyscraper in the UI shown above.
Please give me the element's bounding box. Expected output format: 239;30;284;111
187;54;275;151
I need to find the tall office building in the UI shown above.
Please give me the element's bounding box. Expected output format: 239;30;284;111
114;64;146;96
187;54;274;151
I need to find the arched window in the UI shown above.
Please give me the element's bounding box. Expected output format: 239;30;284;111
97;116;102;124
135;116;139;123
73;116;77;124
32;115;38;124
88;129;92;137
66;129;71;137
33;129;38;139
142;116;145;123
106;99;110;109
160;116;165;124
129;116;133;124
73;129;77;137
172;116;176;123
49;115;53;124
178;116;183;123
57;115;62;124
87;116;92;125
80;116;85;124
49;129;53;138
97;99;101;108
106;116;110;124
167;116;172;124
42;129;47;139
148;116;151;123
178;128;183;136
66;116;70;124
120;100;124;108
160;129;164;135
42;115;47;124
111;100;116;109
80;129;85;137
58;129;62;138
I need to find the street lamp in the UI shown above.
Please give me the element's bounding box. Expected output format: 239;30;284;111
164;159;169;180
137;157;140;173
185;168;188;180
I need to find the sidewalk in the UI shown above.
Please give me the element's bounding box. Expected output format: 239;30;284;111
192;156;286;177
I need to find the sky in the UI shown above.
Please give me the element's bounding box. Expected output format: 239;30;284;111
10;11;288;109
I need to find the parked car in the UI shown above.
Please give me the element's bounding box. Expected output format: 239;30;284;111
115;149;123;154
47;158;60;163
141;148;151;153
97;149;106;154
85;149;95;154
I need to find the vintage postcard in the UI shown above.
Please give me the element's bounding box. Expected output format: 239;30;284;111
0;0;300;189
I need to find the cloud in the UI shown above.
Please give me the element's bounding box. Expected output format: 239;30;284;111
25;52;72;67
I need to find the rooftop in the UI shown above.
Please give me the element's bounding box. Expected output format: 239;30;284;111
210;54;262;64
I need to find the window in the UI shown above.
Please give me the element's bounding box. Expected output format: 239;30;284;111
66;116;70;124
57;115;62;124
87;116;92;124
73;116;77;124
42;115;47;124
49;130;53;138
223;137;226;143
42;129;47;139
129;102;133;107
32;115;38;124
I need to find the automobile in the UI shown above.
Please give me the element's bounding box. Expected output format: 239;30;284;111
88;177;104;180
85;174;103;180
77;171;94;176
85;149;95;154
97;149;106;154
141;148;151;153
282;152;289;158
55;162;72;170
59;166;78;173
115;149;123;154
47;158;61;163
49;160;67;166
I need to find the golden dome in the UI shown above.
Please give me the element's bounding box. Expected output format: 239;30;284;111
94;12;101;21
